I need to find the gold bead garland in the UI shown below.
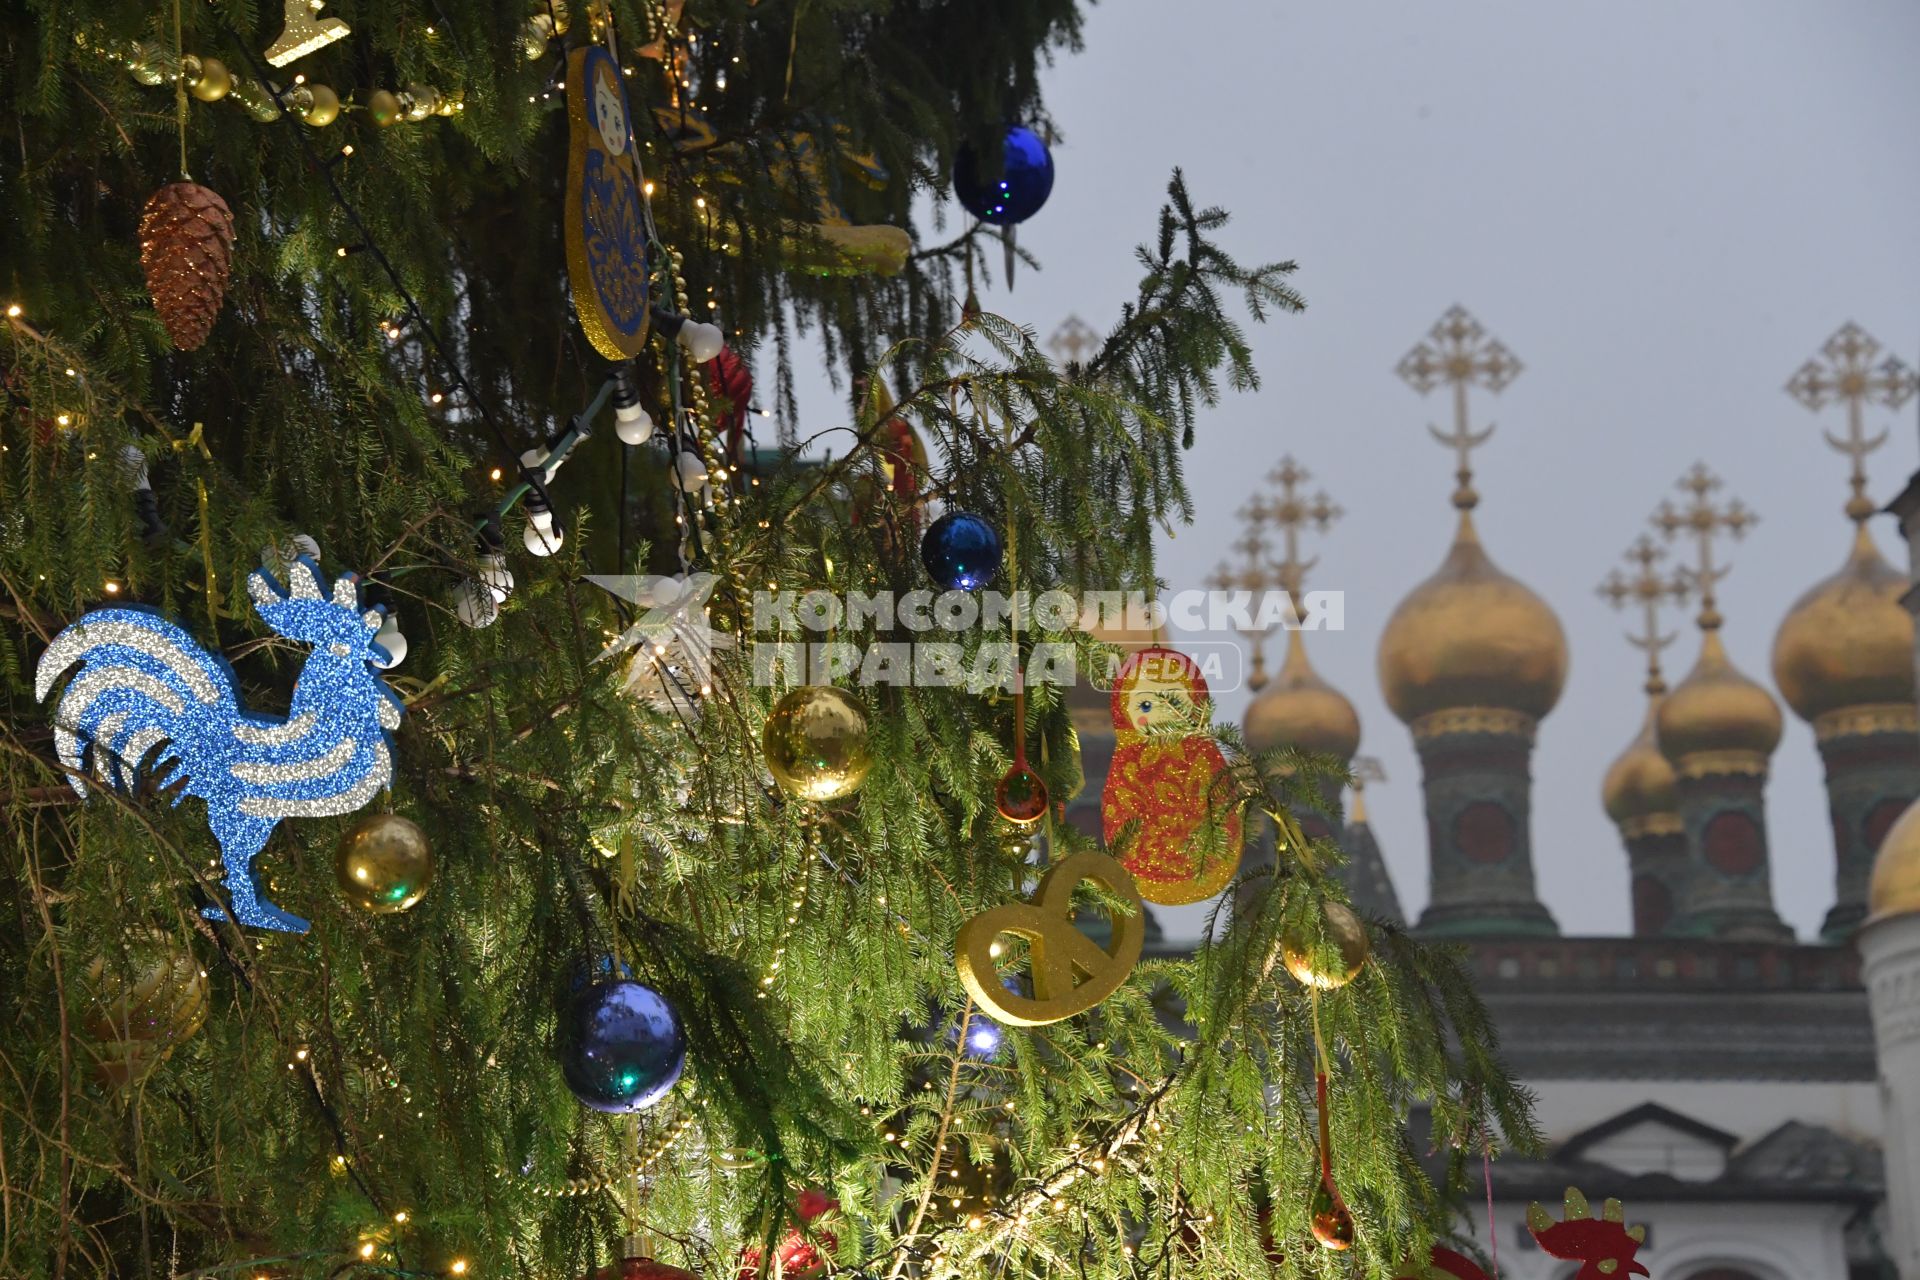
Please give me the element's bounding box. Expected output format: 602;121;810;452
73;29;460;130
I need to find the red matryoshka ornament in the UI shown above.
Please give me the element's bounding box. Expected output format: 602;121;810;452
1100;647;1244;904
565;43;651;360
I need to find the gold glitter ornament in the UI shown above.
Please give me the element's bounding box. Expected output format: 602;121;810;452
334;813;435;914
761;686;872;802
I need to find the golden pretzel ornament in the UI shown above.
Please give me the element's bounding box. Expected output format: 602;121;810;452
955;851;1146;1026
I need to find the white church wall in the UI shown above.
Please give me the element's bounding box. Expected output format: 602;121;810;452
1525;1078;1882;1145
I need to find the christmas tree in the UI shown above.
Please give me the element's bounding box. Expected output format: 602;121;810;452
1;3;1539;1277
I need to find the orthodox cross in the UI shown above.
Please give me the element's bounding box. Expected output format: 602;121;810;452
1047;314;1100;367
1207;457;1340;688
1784;322;1919;523
1597;534;1692;695
1395;305;1522;510
1349;756;1385;824
1263;456;1343;598
1651;463;1755;633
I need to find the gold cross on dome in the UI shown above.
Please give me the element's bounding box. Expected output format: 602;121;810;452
1047;314;1100;367
1264;455;1342;598
1396;305;1521;510
1349;756;1385;822
1650;463;1755;633
1785;323;1919;524
1597;535;1692;694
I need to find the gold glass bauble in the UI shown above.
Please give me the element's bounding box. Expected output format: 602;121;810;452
1282;901;1370;990
366;89;403;127
761;686;873;802
335;813;434;914
187;56;232;102
82;927;209;1089
300;84;341;127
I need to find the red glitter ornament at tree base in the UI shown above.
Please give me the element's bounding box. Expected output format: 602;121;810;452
736;1189;839;1280
1527;1187;1650;1279
1393;1246;1492;1280
591;1234;701;1280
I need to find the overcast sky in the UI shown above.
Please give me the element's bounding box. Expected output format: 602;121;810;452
792;0;1920;940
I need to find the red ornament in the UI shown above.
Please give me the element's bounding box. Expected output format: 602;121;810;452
1526;1188;1649;1280
591;1235;701;1280
1100;647;1244;905
737;1190;839;1280
1394;1246;1492;1280
995;762;1048;825
707;346;754;463
596;1258;701;1280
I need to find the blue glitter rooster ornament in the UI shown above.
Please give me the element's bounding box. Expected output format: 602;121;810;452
36;555;403;933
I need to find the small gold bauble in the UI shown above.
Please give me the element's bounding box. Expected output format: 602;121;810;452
404;84;440;121
127;42;168;86
366;89;403;127
187;56;232;102
1281;901;1370;990
83;927;209;1089
300;84;341;127
335;813;435;914
761;686;873;802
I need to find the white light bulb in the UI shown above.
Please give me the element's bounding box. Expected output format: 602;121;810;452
453;579;498;628
523;510;564;556
615;403;655;445
477;553;515;602
675;451;710;491
677;320;725;364
373;613;408;667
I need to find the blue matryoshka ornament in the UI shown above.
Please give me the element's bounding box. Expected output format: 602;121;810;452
953;125;1055;226
565;44;651;360
921;512;1003;592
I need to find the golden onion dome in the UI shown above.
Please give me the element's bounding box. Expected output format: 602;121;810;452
1377;513;1568;723
1656;632;1783;763
1245;631;1361;760
1602;697;1678;827
1868;798;1920;922
1771;525;1914;723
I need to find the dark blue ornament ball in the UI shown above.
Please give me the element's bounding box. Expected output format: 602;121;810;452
559;978;687;1113
953;125;1054;226
921;512;1003;592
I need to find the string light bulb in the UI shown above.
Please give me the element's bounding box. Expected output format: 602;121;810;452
523;507;564;557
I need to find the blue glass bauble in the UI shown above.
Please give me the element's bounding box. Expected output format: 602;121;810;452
953;125;1054;226
559;979;687;1113
921;512;1003;592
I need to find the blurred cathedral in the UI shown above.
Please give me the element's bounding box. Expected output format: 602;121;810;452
1053;310;1920;1280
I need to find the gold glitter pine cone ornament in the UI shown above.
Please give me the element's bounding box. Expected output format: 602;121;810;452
139;181;235;351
